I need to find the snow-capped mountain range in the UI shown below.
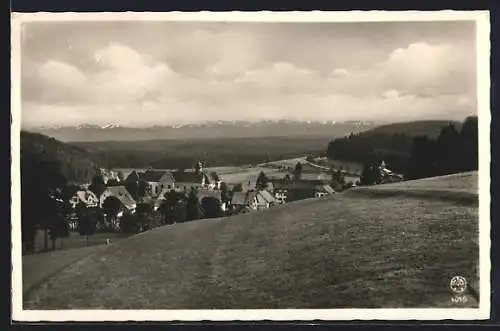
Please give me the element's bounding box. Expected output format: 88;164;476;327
27;120;377;142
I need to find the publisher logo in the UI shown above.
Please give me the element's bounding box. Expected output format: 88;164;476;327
450;275;468;294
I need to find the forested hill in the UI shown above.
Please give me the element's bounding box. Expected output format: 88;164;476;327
326;118;474;176
366;120;462;138
21;131;101;184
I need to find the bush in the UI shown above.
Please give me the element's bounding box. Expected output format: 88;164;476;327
121;213;150;234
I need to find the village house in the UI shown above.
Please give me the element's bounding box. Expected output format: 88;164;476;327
100;168;120;184
314;184;336;198
172;171;210;192
230;192;247;211
272;180;329;203
275;188;288;204
264;182;274;193
139;170;176;197
254;189;277;210
99;185;137;215
230;191;258;213
230;189;277;213
240;173;276;193
378;160;404;183
69;190;99;209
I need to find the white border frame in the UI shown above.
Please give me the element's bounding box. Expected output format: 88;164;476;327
11;10;491;321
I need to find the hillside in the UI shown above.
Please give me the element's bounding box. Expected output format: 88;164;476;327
21;131;100;184
24;172;479;309
367;120;462;138
326;118;473;175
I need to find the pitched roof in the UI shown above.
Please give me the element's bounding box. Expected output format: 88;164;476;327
76;190;99;205
102;186;136;210
246;190;257;204
258;190;276;203
173;171;207;183
160;172;175;182
323;184;336;195
139;170;175;183
231;192;247;205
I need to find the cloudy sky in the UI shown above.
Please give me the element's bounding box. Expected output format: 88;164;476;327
20;20;477;128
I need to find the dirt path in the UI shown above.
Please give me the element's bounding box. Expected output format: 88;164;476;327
23;245;107;296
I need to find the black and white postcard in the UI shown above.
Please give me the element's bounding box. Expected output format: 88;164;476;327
11;10;491;321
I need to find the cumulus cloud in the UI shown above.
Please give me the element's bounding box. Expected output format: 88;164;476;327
91;44;177;104
20;23;477;127
22;60;90;105
378;42;475;96
37;60;88;88
94;43;145;71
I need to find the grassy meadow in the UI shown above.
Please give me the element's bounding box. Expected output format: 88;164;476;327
24;172;479;309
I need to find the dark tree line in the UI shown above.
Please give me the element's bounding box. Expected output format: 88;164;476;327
326;131;413;174
21;153;70;252
406;116;478;180
327;116;478;180
356;116;478;184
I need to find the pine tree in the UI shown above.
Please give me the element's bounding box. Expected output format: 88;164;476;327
360;163;375;185
89;175;106;198
186;189;200;221
294;162;303;180
256;171;269;190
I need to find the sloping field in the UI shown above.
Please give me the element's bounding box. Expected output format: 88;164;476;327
23;232;132;294
372;172;478;193
354;171;478;203
24;173;479;309
23;245;106;296
219;167;284;184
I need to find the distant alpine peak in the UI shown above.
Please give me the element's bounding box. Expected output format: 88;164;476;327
76;123;101;130
32;119;377;131
101;123;121;129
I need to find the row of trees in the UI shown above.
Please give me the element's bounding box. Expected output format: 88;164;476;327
326;132;412;175
406;116;478;180
357;116;478;184
21;152;71;253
